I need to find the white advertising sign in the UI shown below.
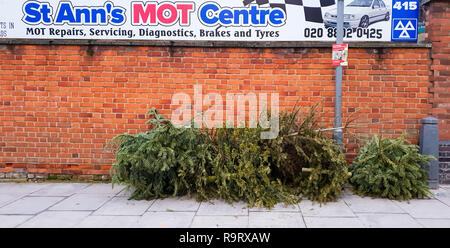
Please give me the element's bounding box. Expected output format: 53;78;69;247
0;0;419;42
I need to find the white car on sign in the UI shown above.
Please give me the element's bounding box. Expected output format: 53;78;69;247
324;0;391;28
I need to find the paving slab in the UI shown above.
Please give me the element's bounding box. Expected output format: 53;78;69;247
139;212;195;228
304;217;365;228
1;182;449;228
299;200;355;217
30;183;89;197
149;197;200;212
93;197;153;216
18;211;91;228
191;215;249;228
394;199;450;219
357;213;423;228
77;184;125;195
0;215;33;228
197;200;248;216
430;187;448;195
416;218;450;228
49;194;113;211
432;190;450;207
0;196;63;214
343;195;405;214
0;183;50;195
435;197;450;207
249;203;300;212
0;194;27;208
76;215;141;228
249;212;305;228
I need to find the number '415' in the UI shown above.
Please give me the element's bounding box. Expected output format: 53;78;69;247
393;1;418;10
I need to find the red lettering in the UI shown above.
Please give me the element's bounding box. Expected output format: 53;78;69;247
157;4;177;25
132;2;194;25
132;3;156;24
177;4;194;25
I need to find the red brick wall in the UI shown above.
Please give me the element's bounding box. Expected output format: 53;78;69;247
426;0;450;141
0;44;432;179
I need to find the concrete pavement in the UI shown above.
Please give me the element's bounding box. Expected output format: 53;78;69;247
0;182;449;228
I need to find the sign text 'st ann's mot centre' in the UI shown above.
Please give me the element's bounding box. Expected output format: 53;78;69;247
0;0;419;42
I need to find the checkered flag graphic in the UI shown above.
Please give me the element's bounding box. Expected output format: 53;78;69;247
243;0;336;23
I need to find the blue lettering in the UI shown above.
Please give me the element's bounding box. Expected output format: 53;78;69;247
40;4;52;23
75;9;91;24
111;9;125;24
234;10;249;25
91;9;107;24
200;3;219;25
23;2;53;24
199;3;286;27
259;9;270;25
24;2;42;24
269;9;284;25
55;3;76;24
50;1;125;25
249;6;259;25
219;9;233;25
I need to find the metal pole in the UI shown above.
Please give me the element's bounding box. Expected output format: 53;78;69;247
333;0;344;144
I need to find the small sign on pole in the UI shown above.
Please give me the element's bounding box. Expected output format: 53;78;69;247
332;44;348;67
